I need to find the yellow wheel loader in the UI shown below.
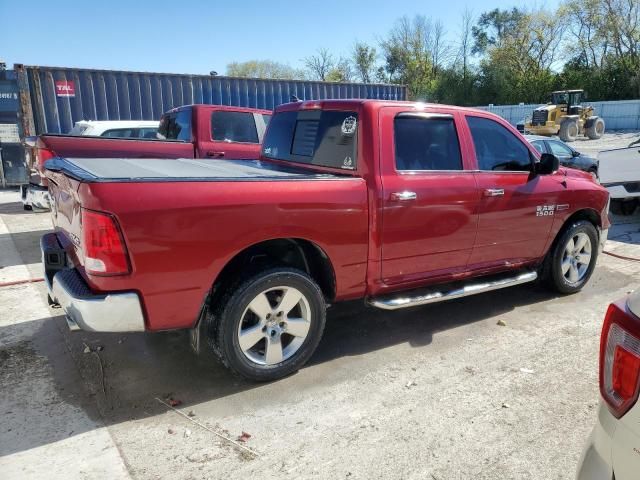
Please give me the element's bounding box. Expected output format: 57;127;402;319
524;90;605;142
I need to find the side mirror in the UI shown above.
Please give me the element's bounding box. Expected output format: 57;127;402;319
572;150;580;157
536;153;559;175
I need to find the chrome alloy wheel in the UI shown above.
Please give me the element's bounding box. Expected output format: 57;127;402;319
561;232;592;284
237;286;311;365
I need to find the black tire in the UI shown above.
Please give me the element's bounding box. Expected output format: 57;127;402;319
559;119;579;142
585;117;605;140
208;268;326;381
610;199;638;216
541;220;599;294
23;204;32;211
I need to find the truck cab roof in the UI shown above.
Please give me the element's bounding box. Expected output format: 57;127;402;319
165;104;272;115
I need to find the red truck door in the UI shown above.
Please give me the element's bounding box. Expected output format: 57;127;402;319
197;109;267;159
463;114;559;268
379;107;480;286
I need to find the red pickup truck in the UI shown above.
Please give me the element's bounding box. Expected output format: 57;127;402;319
41;100;610;381
22;104;271;209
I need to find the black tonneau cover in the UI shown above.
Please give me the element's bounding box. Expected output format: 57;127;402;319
45;157;347;183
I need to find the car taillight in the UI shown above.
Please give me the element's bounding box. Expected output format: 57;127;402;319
600;300;640;418
81;209;130;276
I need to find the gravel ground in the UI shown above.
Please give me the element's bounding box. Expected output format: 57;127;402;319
565;131;639;157
1;133;639;479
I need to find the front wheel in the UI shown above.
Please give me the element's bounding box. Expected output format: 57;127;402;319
559;119;579;142
542;221;599;294
210;268;326;381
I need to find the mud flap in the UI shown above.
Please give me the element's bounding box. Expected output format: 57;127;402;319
189;300;210;355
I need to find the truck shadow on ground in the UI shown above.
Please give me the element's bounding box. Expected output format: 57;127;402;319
608;211;640;246
0;230;52;268
41;284;556;424
0;200;28;215
3;263;633;458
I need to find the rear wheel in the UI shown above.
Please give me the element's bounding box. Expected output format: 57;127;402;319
209;268;326;381
586;117;605;140
559;119;579;142
542;220;598;294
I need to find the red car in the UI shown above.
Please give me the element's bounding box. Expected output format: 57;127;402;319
41;100;610;381
22;104;271;209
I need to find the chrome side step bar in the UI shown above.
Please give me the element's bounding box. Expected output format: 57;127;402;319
367;271;538;311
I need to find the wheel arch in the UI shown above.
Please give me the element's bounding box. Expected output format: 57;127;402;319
209;238;337;306
546;207;601;256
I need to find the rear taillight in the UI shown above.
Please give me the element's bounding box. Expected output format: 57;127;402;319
600;300;640;418
35;147;55;171
81;209;130;276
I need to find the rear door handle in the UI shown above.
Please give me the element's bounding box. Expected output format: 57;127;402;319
390;191;417;201
206;150;225;158
484;188;504;197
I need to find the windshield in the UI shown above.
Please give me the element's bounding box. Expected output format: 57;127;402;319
261;110;358;170
551;92;569;105
552;91;582;105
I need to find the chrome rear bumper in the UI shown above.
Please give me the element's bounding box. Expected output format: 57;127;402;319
41;233;145;332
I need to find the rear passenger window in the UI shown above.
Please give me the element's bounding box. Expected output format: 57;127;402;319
158;109;192;141
139;128;159;139
102;128;135;138
211;111;258;143
394;115;462;171
467;116;532;172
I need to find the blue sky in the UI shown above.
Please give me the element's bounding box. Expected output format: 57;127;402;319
1;0;560;75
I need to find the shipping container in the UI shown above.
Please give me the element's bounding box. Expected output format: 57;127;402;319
15;64;407;137
0;69;26;187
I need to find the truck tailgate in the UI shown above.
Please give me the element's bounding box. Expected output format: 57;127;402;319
46;169;84;271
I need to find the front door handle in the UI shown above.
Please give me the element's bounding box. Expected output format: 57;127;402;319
206;150;225;158
484;188;504;197
390;191;417;201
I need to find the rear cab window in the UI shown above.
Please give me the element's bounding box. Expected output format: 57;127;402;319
262;110;358;170
466;116;533;172
394;114;462;171
158;108;192;141
211;111;259;143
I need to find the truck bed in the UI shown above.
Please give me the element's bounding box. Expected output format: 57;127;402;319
44;156;369;330
45;157;346;182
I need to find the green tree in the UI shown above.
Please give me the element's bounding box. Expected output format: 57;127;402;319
352;42;377;83
325;58;355;82
379;15;439;99
226;60;304;80
304;48;334;81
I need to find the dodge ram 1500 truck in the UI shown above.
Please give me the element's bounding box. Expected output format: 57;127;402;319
41;100;610;381
22;104;271;210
